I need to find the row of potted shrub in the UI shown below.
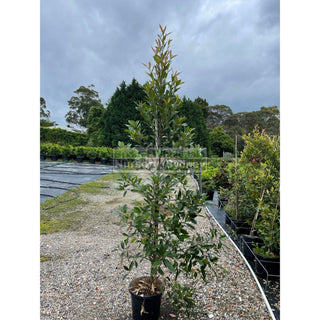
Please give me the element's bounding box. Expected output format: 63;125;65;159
203;128;280;280
40;143;140;164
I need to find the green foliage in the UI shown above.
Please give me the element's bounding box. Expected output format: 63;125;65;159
211;159;232;191
114;142;140;159
180;97;209;149
47;143;61;157
97;147;113;160
86;147;98;159
60;145;73;157
74;146;86;157
225;127;280;256
99;78;147;147
65;84;102;128
86;105;105;146
209;126;234;157
40;97;50;119
40;127;88;146
117;25;223;316
207;105;233;131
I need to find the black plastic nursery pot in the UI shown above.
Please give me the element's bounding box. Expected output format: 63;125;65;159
89;158;96;164
240;234;263;260
129;277;165;320
254;252;280;280
50;155;59;161
229;218;251;236
40;154;46;160
76;156;84;163
224;211;231;226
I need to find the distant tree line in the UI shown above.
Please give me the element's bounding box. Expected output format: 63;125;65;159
40;78;279;156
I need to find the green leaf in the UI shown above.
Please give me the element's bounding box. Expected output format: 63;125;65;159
164;259;176;272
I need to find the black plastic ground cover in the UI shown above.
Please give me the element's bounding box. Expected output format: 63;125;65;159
40;160;114;203
206;195;280;320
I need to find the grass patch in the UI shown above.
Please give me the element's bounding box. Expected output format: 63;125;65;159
40;170;121;234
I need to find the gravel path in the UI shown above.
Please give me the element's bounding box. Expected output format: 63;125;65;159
40;171;273;319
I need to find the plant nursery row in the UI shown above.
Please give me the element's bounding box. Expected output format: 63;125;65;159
201;128;280;280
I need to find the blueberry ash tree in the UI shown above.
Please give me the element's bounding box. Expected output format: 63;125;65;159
118;25;224;316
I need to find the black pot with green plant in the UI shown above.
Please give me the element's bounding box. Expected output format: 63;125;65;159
117;26;224;319
40;144;49;160
48;143;61;161
74;146;86;162
86;147;97;164
98;147;112;164
61;145;73;161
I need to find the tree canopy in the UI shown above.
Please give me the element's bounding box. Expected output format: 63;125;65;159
180;97;209;149
209;126;234;157
99;79;146;147
65;84;102;128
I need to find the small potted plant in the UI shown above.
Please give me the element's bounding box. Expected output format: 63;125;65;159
74;146;86;162
86;147;97;164
98;147;112;164
117;26;224;319
61;145;73;161
40;144;49;160
48;143;61;161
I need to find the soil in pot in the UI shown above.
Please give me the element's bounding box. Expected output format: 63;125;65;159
129;276;165;320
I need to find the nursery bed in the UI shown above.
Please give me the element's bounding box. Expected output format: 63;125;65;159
206;195;280;320
40;170;274;319
40;161;114;202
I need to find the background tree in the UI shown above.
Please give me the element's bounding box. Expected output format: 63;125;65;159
194;96;209;120
180;97;209;149
65;84;102;128
207;104;233;131
209;126;234;157
40;97;55;127
86;105;105;146
99;78;146;147
255;106;280;136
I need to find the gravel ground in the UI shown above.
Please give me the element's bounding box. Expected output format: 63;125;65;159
40;171;273;320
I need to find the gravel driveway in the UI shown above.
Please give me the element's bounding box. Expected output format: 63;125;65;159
40;171;273;319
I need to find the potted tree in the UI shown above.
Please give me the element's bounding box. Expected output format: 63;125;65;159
117;25;224;319
61;145;73;161
86;147;97;164
74;146;86;163
98;147;112;165
48;143;61;161
40;143;49;160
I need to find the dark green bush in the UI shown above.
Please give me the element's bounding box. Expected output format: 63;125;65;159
40;127;88;146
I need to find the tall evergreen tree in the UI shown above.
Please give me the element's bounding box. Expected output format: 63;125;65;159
99;78;146;147
180;97;209;149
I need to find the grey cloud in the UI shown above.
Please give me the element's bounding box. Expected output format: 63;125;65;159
41;0;279;124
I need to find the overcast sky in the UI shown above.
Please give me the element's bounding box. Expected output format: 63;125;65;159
40;0;280;125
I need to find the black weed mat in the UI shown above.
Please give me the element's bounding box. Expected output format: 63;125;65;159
206;199;280;320
40;160;114;203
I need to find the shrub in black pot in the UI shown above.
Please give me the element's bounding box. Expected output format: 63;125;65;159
74;146;86;162
117;26;224;319
61;145;73;161
86;147;97;164
48;143;61;161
